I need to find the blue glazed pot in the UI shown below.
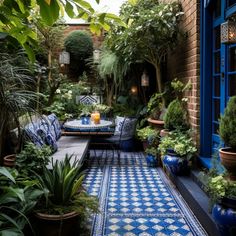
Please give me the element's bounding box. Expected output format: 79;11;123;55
212;200;236;236
146;154;158;167
162;154;188;175
81;116;90;125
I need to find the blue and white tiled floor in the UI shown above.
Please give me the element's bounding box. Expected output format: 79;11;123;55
83;151;208;236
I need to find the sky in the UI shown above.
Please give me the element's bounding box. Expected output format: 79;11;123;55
64;0;126;23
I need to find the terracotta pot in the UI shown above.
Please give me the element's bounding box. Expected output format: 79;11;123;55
34;211;79;236
147;118;164;131
160;129;170;137
219;148;236;179
3;154;16;167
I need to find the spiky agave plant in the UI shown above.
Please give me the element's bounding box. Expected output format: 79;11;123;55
0;52;39;160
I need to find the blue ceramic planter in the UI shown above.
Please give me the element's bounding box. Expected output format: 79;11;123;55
212;199;236;236
146;154;158;167
162;153;188;175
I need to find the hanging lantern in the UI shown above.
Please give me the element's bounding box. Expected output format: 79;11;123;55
93;49;101;63
221;20;236;44
141;71;149;87
131;85;138;95
59;50;70;65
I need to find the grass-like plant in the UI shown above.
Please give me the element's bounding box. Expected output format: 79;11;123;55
36;155;98;216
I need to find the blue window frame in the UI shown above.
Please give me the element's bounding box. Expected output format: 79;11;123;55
200;0;236;168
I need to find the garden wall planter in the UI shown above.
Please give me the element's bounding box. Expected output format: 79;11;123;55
162;152;189;175
212;198;236;236
34;211;80;236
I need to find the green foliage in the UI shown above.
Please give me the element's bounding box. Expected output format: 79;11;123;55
36;155;99;215
199;170;236;207
16;142;52;177
64;30;93;78
145;146;159;157
137;126;158;141
158;131;197;160
112;103;137;117
147;92;165;119
105;0;184;94
219;96;236;149
0;167;43;235
0;0;125;60
44;82;80;120
164;99;189;131
0;52;40;158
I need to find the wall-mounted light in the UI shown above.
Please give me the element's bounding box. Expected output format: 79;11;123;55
221;19;236;44
59;50;70;65
141;71;149;87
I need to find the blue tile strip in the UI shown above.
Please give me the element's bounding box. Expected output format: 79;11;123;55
83;151;208;236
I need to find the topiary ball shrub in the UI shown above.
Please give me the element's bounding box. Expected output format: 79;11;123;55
164;99;189;131
64;30;93;79
219;96;236;150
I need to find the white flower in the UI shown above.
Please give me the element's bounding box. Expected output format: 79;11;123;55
56;89;61;94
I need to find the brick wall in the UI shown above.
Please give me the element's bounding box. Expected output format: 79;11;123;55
166;0;200;145
63;24;104;49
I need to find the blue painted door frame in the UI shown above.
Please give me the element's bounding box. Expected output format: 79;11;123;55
201;1;236;162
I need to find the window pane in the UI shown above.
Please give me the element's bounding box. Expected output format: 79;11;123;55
214;52;221;74
228;74;236;96
214;76;220;97
214;0;221;18
228;0;236;7
214;26;221;50
229;46;236;72
213;123;219;135
214;99;220;122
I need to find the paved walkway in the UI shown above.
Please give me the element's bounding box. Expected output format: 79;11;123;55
83;151;208;236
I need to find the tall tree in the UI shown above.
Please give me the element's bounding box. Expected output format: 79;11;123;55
105;0;184;105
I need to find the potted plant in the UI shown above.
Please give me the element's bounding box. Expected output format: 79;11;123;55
137;126;159;150
219;96;236;179
33;155;99;235
146;92;166;130
158;131;197;175
199;171;236;236
145;146;159;167
79;104;93;125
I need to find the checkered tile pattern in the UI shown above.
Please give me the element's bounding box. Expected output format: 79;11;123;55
83;152;207;236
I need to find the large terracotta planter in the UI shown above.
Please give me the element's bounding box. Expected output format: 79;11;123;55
34;211;80;236
219;148;236;179
3;154;16;167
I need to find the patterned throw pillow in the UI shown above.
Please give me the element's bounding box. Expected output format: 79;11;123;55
24;123;45;147
37;128;58;152
114;116;137;138
47;113;61;140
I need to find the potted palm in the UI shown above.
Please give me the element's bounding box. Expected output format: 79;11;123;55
219;96;236;179
34;155;99;236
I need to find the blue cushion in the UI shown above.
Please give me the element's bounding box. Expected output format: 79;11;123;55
47;114;61;140
37;128;58;152
24;123;45;147
114;116;137;138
